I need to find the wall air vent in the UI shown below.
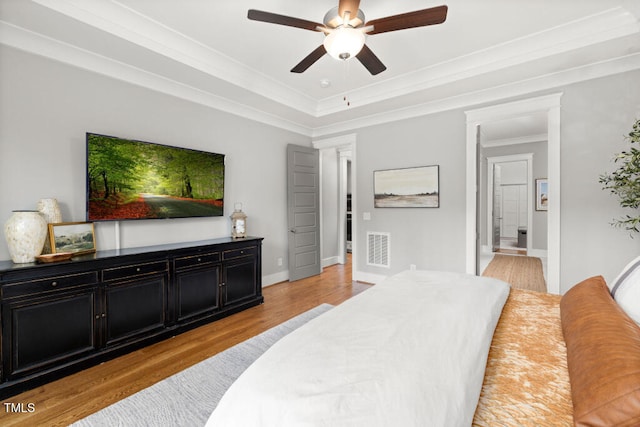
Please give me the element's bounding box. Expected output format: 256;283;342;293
367;232;390;268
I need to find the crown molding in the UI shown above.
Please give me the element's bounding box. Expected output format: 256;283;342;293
2;2;639;139
315;7;640;117
32;0;318;116
311;53;640;137
0;20;313;136
30;1;640;121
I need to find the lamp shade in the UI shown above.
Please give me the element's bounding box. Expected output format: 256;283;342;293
323;27;365;60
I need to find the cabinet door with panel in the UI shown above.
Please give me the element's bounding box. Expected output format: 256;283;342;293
173;252;221;323
222;245;259;307
102;261;169;347
1;272;99;380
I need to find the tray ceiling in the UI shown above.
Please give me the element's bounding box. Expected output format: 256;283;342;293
1;0;639;137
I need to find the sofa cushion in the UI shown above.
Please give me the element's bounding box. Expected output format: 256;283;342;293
561;275;640;427
610;255;640;326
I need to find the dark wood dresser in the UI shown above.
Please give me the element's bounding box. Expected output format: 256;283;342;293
0;236;263;398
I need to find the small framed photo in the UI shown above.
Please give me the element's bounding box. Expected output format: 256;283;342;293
536;179;548;211
48;222;96;255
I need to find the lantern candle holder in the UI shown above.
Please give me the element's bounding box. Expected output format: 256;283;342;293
230;203;247;239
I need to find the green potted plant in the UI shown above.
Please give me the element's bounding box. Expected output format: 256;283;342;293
600;119;640;234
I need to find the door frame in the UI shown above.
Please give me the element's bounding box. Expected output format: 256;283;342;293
313;133;357;270
465;93;562;294
486;154;533;253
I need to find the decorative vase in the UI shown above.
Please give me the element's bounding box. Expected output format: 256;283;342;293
4;210;48;263
37;198;62;254
37;198;62;224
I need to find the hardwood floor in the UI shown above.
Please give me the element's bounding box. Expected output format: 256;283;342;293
1;256;370;426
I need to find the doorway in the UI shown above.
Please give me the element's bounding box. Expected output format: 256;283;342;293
313;134;357;281
487;155;533;255
465;93;562;293
479;154;535;274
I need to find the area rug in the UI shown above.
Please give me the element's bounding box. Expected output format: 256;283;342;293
72;304;334;427
482;254;547;293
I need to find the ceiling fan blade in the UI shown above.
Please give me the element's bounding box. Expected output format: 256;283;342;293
291;45;327;73
366;5;448;35
356;44;386;75
338;0;361;19
248;10;323;32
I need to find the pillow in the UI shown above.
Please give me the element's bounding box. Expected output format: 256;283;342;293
610;255;640;326
561;276;640;427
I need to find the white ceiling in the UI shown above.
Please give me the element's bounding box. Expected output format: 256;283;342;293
1;0;639;137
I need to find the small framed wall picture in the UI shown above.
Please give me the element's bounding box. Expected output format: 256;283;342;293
536;179;548;211
48;222;96;255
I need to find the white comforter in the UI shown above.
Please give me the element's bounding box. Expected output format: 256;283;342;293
206;270;510;427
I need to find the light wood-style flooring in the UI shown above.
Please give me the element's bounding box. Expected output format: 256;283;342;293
1;255;371;426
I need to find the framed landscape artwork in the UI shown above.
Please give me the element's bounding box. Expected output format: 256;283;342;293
48;222;96;255
374;165;440;208
536;178;548;211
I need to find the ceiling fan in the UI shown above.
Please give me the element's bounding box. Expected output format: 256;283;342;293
247;0;448;75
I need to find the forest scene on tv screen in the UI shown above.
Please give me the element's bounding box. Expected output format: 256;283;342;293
87;134;224;221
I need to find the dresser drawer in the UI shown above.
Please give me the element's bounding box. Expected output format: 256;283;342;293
2;271;99;299
222;246;257;260
102;261;168;282
174;253;220;270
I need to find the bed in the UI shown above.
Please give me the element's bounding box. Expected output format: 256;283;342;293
208;270;509;426
207;268;640;426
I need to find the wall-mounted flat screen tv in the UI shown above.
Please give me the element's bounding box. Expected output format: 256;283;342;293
86;133;225;221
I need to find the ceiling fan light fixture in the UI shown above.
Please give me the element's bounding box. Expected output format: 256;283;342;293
248;3;448;74
323;26;365;60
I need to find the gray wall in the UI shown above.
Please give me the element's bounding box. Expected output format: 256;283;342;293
0;46;310;284
320;148;339;264
2;43;640;293
327;70;640;292
559;71;640;290
354;110;468;276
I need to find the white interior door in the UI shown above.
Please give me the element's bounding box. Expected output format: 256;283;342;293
492;164;501;252
518;185;528;227
501;185;520;238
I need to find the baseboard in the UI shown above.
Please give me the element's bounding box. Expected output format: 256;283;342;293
263;256;342;287
353;270;387;285
322;256;340;268
262;271;289;287
482;244;547;259
528;248;548;258
264;265;395;287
